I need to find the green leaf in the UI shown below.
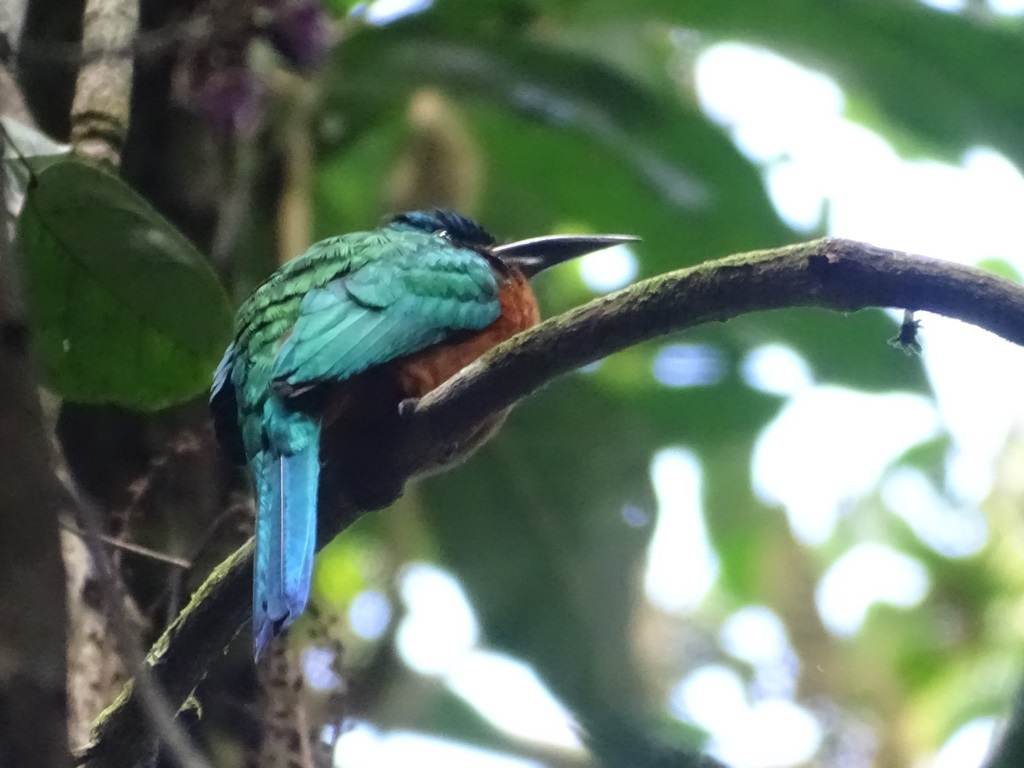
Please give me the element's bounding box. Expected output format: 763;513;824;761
17;158;232;410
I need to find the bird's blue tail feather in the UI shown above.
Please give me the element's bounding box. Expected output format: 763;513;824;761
253;439;319;658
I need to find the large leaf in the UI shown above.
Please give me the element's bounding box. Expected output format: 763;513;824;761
17;158;232;409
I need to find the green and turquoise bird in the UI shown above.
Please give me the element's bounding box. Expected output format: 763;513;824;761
211;210;633;658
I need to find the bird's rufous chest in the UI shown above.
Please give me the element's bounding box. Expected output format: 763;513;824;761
395;269;540;398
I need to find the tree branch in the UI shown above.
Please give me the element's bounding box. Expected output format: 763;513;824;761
70;0;139;165
78;237;1024;766
408;237;1024;446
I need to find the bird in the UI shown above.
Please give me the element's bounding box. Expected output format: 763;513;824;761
210;209;635;658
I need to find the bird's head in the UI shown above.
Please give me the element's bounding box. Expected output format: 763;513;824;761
390;210;496;249
390;209;637;277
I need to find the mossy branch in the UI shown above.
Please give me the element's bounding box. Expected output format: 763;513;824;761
78;237;1024;766
409;237;1024;442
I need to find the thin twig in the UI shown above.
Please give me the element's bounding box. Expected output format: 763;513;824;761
78;237;1024;767
58;518;192;569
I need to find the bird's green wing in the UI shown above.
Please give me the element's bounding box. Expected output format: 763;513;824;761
270;234;502;389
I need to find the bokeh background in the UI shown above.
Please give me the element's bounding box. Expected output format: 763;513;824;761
14;0;1024;766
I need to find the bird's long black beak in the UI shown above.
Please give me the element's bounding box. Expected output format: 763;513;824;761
493;234;639;278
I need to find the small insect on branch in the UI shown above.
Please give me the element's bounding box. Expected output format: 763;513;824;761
889;309;922;355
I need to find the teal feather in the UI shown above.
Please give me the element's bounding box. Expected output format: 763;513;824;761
211;222;504;658
252;437;318;654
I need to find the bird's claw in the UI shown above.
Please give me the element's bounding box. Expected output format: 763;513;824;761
398;397;420;418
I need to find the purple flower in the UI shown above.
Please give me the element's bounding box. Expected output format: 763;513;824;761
265;0;333;70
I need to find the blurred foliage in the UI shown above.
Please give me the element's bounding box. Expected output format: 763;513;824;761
15;0;1024;766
